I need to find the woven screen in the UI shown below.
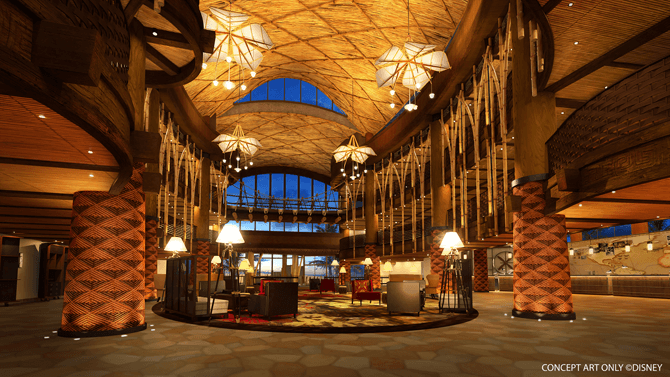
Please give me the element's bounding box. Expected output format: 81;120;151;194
473;249;489;292
429;228;447;293
61;165;146;334
196;239;210;274
512;181;574;314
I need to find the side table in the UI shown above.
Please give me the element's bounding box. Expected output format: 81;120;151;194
338;285;348;294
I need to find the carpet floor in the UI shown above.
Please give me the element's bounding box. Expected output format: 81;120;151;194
153;291;477;333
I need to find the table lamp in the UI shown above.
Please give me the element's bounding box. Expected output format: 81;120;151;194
330;259;339;278
164;236;187;258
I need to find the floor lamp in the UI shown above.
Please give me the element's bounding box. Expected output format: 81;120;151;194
362;257;373;281
439;231;464;313
215;223;245;293
330;260;339;279
164;236;187;259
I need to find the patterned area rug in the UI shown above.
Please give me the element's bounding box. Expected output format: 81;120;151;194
153;290;478;333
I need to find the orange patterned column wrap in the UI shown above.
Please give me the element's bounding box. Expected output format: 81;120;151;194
364;244;380;290
339;260;350;286
144;216;158;300
512;181;575;319
473;249;489;292
60;165;146;336
429;227;447;293
195;239;211;274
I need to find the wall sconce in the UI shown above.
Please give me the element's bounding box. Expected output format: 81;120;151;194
647;241;653;251
569;248;574;256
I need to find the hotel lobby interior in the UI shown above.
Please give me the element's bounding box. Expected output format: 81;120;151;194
1;0;670;376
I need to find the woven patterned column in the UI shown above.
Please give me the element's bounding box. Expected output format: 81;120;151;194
60;165;146;337
195;239;211;274
364;244;380;290
473;249;489;292
429;227;447;292
512;181;575;320
339;260;350;286
144;216;158;300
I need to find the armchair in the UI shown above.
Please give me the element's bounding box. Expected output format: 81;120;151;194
320;278;336;293
351;279;381;305
249;282;298;320
426;274;440;298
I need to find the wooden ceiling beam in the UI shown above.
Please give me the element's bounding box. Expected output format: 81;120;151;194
587;198;670;205
145;27;190;50
542;0;563;14
0;157;119;172
565;217;636;224
605;61;645;70
0;191;73;200
146;44;179;76
124;0;144;22
547;14;670;93
555;97;586;109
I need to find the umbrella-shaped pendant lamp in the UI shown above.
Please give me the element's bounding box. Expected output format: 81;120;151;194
213;124;262;172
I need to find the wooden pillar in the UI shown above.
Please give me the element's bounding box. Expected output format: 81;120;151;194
60;165;146;337
144;89;160;300
511;0;574;320
194;157;211;275
127;19;145;132
364;169;378;244
473;249;489;292
429;122;451;292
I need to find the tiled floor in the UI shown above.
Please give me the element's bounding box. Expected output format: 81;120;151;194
1;292;669;377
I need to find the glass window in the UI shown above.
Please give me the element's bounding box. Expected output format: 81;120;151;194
300;176;312;198
313;180;325;207
271;173;284;198
286;174;298;199
285;222;298;232
271;222;284;232
227;181;240;205
250;83;268;101
301;81;317;105
598;227;615;239
615;224;631;236
299;223;313;232
268;78;284;101
333;103;346;115
317;89;333;110
255;221;269;231
649;219;670;233
242;176;255;207
567;234;571;243
257;174;270;196
236;93;250;103
285;79;301;102
328;189;339;210
240;220;254;231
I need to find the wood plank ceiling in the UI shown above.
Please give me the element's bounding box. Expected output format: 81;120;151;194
0;95;119;242
187;0;466;175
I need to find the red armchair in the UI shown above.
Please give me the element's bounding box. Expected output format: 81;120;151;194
351;279;381;305
320;278;336;294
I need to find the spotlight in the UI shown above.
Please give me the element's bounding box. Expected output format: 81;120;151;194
250;71;256;77
202;63;208;69
212;80;219;86
429;93;435;99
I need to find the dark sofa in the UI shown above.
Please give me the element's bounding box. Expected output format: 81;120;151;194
248;282;299;320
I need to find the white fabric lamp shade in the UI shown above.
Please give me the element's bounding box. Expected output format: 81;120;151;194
211;256;222;264
440;231;464;250
339;266;346;273
362;257;373;265
216;223;245;244
331;260;339;266
383;261;394;272
164;236;187;252
238;259;253;271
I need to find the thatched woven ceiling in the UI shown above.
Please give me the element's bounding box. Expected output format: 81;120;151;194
187;0;465;175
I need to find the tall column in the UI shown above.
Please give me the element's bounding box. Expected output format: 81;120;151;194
60;165;146;337
429;122;452;292
510;0;574;320
195;156;211;275
364;169;380;289
340;260;351;287
473;249;489;292
144;89;160;300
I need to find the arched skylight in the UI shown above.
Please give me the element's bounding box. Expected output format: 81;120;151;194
235;78;347;115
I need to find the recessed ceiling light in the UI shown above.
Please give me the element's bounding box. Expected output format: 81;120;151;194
87;150;93;154
561;112;565;114
152;31;158;36
579;203;583;207
574;41;579;45
38;114;46;119
89;173;94;177
568;2;574;6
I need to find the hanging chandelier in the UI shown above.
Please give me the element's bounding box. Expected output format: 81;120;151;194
213;124;262;172
333;135;376;180
375;0;449;109
202;7;274;87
